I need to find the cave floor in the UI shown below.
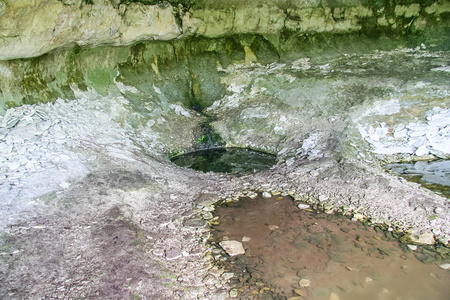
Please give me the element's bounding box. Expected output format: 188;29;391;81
1;48;450;299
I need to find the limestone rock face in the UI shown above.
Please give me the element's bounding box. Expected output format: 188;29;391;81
0;0;181;60
1;0;449;61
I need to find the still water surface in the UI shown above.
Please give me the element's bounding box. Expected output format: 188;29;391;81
385;160;450;198
170;147;277;174
212;195;450;300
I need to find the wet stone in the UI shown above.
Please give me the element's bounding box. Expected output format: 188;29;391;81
294;288;307;297
219;240;245;257
329;292;340;300
299;279;310;287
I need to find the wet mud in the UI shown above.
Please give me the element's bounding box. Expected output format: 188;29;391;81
211;195;450;300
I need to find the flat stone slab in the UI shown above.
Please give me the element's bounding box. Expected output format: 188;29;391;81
219;240;245;257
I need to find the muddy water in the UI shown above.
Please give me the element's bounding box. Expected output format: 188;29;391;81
211;195;450;300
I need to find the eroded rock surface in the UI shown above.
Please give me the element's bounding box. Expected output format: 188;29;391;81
0;1;449;299
0;0;449;60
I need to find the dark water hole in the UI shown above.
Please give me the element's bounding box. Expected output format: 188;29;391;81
170;147;277;174
210;195;450;300
384;160;450;198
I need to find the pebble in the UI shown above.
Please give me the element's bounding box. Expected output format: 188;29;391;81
202;212;214;220
8;162;21;171
165;248;182;260
319;195;329;202
242;236;251;242
353;213;364;220
222;272;234;281
268;225;279;230
219;240;245;257
248;192;258;198
407;244;418;251
409;230;435;245
329;293;340;300
439;263;450;270
309;170;320;177
152;249;165;256
298;204;311;210
299;279;310;287
202;274;216;287
229;289;239;297
262;192;271;198
294;288;307;297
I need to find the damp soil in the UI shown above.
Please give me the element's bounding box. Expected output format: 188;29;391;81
170;148;277;174
211;195;450;300
385;160;450;198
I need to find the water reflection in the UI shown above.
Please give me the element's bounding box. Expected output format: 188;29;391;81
384;160;450;198
170;147;276;174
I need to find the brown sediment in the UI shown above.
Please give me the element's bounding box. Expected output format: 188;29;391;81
211;194;450;300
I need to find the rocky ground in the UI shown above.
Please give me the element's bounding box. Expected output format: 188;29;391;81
0;48;449;299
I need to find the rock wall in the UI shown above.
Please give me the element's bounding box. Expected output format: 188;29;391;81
0;0;181;60
0;0;449;61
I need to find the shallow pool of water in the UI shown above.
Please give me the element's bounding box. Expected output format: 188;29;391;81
211;195;450;300
170;147;277;174
384;160;450;198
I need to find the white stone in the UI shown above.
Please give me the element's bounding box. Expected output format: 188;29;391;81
407;244;417;251
310;170;320;177
219;240;245;257
353;213;364;220
262;192;271;198
248;192;258;199
439;263;450;270
268;225;279;230
299;279;310;287
415;145;429;156
298;204;311;210
319;194;329;202
8;162;21;171
242;236;251;242
59;181;70;189
410;229;435;245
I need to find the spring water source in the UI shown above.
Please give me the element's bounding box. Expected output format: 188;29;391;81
211;195;450;300
384;160;450;198
170;147;277;174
